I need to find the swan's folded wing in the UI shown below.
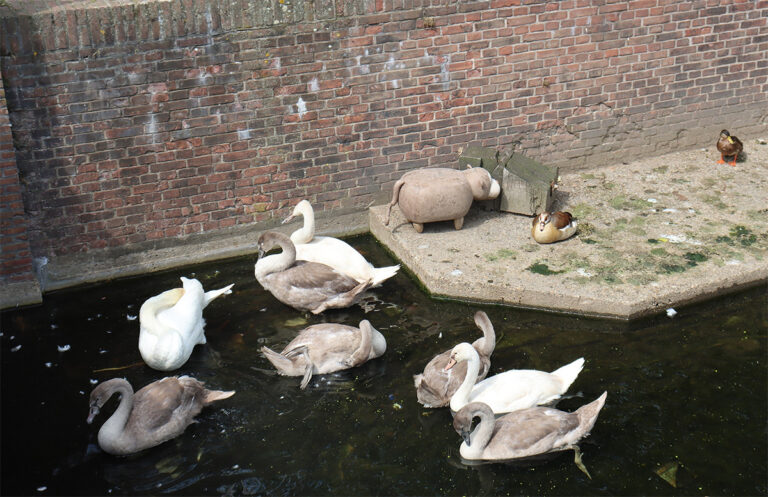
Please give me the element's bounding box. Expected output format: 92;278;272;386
283;261;360;292
132;378;187;432
492;408;579;453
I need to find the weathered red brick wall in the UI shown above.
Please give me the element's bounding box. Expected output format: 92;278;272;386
0;63;40;305
0;0;766;287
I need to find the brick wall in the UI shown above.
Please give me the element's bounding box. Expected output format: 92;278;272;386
0;0;766;296
0;63;41;307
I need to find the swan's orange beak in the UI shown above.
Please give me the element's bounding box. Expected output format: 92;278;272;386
444;357;457;371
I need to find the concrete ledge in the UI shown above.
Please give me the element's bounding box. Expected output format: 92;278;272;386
0;279;42;310
370;140;768;320
4;208;367;307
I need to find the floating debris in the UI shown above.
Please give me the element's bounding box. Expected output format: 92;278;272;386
37;486;47;492
666;308;678;318
655;461;679;487
57;345;71;352
284;317;307;327
45;362;52;368
393;402;402;410
11;345;21;352
126;314;137;321
90;379;98;384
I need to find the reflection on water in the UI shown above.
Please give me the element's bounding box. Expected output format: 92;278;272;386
1;236;766;496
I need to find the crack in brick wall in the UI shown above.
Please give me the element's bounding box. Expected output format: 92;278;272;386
0;0;766;280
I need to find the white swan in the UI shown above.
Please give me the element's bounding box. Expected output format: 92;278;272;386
138;277;233;371
283;199;400;287
446;342;584;414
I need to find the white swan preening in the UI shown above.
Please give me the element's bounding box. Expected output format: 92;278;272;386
87;376;234;456
255;231;372;314
138;277;234;371
414;311;496;408
283;200;400;287
445;342;584;414
260;320;387;389
452;392;607;474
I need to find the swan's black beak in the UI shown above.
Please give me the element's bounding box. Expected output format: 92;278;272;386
460;428;471;446
87;405;99;424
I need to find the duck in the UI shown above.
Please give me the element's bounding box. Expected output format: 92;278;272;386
716;129;743;166
255;231;372;314
86;376;235;456
531;211;578;244
138;277;234;371
445;342;584;414
260;320;386;389
283;199;400;287
452;392;607;476
413;311;496;408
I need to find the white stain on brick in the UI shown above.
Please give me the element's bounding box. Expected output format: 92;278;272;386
355;55;370;75
308;77;319;92
238;129;251;140
296;97;307;117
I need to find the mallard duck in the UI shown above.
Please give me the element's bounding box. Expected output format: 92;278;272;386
260;320;386;389
446;342;584;414
87;376;234;456
452;392;607;476
716;129;743;166
413;311;496;408
531;211;578;244
138;277;234;371
255;231;372;314
283;199;400;287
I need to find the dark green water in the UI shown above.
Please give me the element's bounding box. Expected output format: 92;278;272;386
1;236;766;496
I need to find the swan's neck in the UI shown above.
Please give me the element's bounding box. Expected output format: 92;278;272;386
255;242;296;280
450;351;480;412
461;408;495;459
290;206;315;245
98;381;134;449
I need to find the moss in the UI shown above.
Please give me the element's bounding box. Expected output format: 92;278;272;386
653;166;669;174
571;203;598;219
651;247;669;256
484;248;517;261
684;252;708;266
609;195;652;211
730;225;757;246
527;262;566;275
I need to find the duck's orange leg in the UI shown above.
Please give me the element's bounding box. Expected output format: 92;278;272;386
728;156;737;166
717;155;726;164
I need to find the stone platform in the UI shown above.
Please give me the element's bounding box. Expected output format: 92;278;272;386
370;141;768;320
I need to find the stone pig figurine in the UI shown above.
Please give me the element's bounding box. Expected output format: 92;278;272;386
384;167;501;232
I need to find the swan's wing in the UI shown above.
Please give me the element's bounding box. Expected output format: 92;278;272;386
488;408;579;455
281;261;361;293
131;377;189;432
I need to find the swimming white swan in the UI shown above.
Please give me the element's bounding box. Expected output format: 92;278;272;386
87;376;234;456
255;231;371;314
138;277;233;371
446;342;584;414
452;392;607;475
283;199;399;287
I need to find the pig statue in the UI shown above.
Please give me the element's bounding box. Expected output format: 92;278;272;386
384;167;501;232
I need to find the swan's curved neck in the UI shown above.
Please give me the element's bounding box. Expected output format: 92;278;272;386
450;350;480;412
290;206;315;245
255;240;297;280
98;381;134;448
462;407;495;459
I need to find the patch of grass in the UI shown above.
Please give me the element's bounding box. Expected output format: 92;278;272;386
684;252;708;266
581;238;597;244
527;262;566;275
651;247;669;256
730;225;757;246
652;166;668;174
580;173;597;180
699;194;727;210
571;202;598;219
484;248;517;262
609;195;653;211
660;263;686;274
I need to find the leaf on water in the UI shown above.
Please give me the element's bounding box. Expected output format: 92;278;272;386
655;461;678;488
284;317;308;327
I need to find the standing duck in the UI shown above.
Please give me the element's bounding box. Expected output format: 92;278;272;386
452;392;607;476
283;200;400;287
413;311;496;408
531;211;578;244
139;277;234;371
255;231;372;314
446;342;584;414
716;129;743;166
87;376;234;456
260;320;386;389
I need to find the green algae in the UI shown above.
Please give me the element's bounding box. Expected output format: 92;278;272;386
527;262;566;275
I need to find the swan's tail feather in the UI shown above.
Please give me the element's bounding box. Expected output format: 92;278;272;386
574;391;607;435
260;346;296;374
370;264;400;287
203;389;235;404
203;283;234;307
551;357;585;393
